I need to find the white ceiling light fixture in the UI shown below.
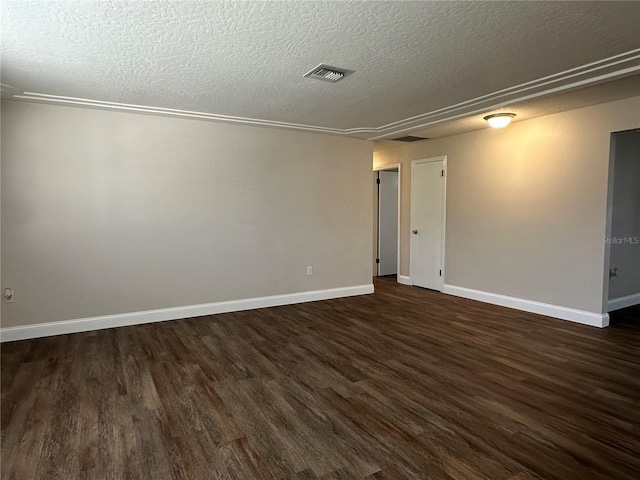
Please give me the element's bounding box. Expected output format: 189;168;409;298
303;64;354;83
484;112;516;128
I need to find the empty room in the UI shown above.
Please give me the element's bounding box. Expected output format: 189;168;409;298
1;1;640;479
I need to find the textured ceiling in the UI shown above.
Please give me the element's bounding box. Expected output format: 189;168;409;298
2;1;640;138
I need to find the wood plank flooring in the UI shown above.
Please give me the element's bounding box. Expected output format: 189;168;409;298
2;277;639;479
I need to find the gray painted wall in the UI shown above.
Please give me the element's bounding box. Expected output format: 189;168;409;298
1;101;373;328
374;96;640;314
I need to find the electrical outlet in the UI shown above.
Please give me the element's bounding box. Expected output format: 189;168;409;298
4;288;14;303
307;266;313;276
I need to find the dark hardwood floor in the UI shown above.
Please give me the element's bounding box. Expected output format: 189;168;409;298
2;277;639;479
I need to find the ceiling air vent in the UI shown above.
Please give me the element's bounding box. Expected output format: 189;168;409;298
303;64;353;82
392;136;428;142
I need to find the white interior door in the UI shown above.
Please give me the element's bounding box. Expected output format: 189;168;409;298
410;159;444;290
378;170;398;275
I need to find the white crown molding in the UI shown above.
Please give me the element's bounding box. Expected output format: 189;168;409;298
443;285;609;328
366;48;640;139
8;92;350;136
608;293;640;312
3;49;639;140
0;284;374;343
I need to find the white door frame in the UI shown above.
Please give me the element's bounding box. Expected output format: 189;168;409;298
602;134;616;314
374;163;401;279
410;156;447;291
603;131;640;314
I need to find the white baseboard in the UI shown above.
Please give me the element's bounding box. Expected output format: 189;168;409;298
397;275;411;286
443;285;609;328
608;293;640;312
0;284;374;343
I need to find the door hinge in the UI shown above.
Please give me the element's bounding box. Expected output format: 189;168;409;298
439;269;442;276
441;170;444;177
376;178;380;184
376;258;380;264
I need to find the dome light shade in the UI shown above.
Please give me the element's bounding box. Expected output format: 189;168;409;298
484;113;516;128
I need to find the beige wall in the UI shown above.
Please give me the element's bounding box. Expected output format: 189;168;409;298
1;101;373;328
374;97;640;314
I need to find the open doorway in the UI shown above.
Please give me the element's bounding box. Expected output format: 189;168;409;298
374;165;400;279
604;129;640;316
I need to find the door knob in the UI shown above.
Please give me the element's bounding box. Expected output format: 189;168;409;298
412;230;418;234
